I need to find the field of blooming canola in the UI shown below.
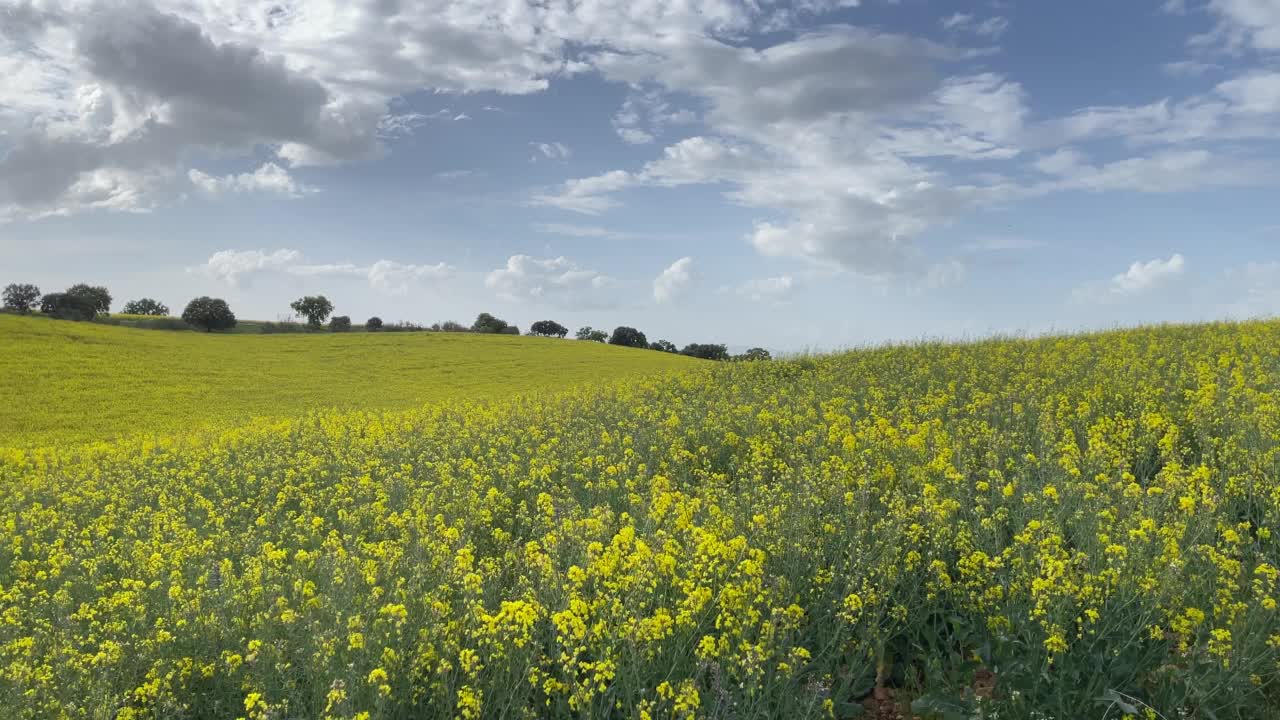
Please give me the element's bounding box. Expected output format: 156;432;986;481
3;321;1280;718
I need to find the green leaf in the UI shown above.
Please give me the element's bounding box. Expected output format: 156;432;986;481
835;701;867;717
1098;689;1139;715
911;693;973;720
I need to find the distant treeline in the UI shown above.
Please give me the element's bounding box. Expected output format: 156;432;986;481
3;284;770;361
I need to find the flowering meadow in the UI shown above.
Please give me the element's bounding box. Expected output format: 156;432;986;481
3;321;1280;718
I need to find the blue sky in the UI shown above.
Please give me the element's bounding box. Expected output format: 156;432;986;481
3;0;1280;351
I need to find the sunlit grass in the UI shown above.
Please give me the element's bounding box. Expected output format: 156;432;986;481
0;313;698;447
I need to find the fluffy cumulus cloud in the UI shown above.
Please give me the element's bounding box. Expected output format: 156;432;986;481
189;248;452;293
531;26;1035;278
485;255;615;307
0;0;760;220
1072;253;1188;303
1109;254;1187;295
188;163;311;197
191;249;303;285
526;6;1280;283
653;257;695;303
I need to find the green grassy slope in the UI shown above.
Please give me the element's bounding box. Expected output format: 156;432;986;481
0;314;699;447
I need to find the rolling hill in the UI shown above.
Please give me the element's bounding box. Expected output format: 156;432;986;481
0;313;700;447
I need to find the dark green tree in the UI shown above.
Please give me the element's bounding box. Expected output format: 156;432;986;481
575;326;608;342
737;347;772;361
2;283;40;313
529;320;569;338
329;315;352;332
649;339;678;353
680;343;730;361
122;298;170;316
366;317;383;331
182;297;237;332
609;326;648;348
65;284;112;316
472;313;510;333
39;293;97;321
290;296;334;328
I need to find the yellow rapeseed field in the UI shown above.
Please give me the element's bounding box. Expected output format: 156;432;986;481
0;314;697;447
3;320;1280;718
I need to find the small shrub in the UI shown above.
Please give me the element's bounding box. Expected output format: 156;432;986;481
260;321;311;334
381;322;428;333
366;317;383;331
330;316;352;332
98;316;189;330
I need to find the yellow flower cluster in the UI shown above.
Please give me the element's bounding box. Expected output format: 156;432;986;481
2;321;1280;717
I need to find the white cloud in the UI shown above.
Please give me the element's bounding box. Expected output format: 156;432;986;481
530;142;572;162
0;0;774;220
1220;261;1280;316
377;112;431;137
529;170;633;214
533;222;635;240
962;237;1045;252
190;249;304;285
1071;253;1188;304
921;259;968;290
1109;254;1187;295
1216;71;1280;114
188;163;311;197
611;88;697;145
1036;149;1268;193
1205;0;1280;51
616;127;656;144
539;29;1035;277
434;169;482;180
290;259;455;295
940;13;1011;39
485;255;616;307
1162;60;1221;77
6;0;1278;309
733;274;796;302
653;257;695;303
189;248;452;293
